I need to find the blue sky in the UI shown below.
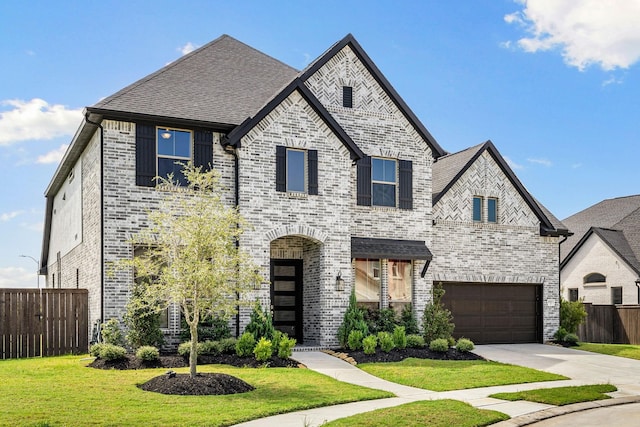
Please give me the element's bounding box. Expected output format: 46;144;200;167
1;0;639;288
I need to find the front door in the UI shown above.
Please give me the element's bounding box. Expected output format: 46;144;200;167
270;259;303;342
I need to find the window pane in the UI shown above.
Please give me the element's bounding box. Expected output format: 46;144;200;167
287;149;305;192
158;158;186;184
157;129;174;156
372;158;395;183
488;198;497;223
274;266;296;276
174;130;191;158
388;260;411;303
568;289;578;302
355;259;380;304
373;183;396;207
612;287;622;304
157;128;191;158
473;197;482;222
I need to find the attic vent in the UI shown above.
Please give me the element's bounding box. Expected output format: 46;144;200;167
343;86;353;108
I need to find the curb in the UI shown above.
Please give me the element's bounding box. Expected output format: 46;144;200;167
491;396;640;426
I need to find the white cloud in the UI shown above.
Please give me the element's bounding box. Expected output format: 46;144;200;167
0;99;82;145
1;210;24;222
179;42;198;55
602;75;624;86
505;0;640;71
504;156;524;170
528;157;552;167
0;266;38;288
36;144;69;164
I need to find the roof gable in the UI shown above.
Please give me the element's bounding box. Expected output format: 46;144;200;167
432;141;567;236
89;35;298;127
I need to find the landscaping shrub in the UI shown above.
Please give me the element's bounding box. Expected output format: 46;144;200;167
347;330;364;351
99;343;127;361
393;326;407;350
368;308;398;334
101;318;125;346
429;338;449;353
180;313;231;343
278;335;296;359
400;304;420;335
219;337;238;354
244;301;276;341
456;338;475;352
123;283;164;349
235;332;256;357
423;283;455;343
337;288;369;348
378;331;395;353
564;333;579;345
270;330;283;356
136;346;160;361
253;337;273;362
554;327;568;342
560;298;587;334
177;341;192;357
199;340;223;356
89;343;105;358
362;335;377;355
406;334;425;348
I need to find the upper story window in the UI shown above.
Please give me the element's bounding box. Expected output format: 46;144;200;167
473;196;498;223
473;196;483;222
157;128;192;185
275;146;318;195
488;198;498;223
372;158;396;207
584;273;606;284
343;86;353;108
568;288;579;302
357;156;413;209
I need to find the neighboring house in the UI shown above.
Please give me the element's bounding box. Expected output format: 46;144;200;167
40;34;568;347
561;195;640;305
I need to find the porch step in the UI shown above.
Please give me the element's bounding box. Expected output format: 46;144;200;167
293;344;332;352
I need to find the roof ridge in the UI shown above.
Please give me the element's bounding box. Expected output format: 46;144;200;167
435;141;486;161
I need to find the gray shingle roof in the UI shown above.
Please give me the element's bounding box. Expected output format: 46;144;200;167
351;237;433;260
91;34;298;126
561;195;640;261
432;143;484;201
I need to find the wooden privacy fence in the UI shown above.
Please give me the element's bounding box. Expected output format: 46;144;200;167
577;303;640;345
0;289;88;359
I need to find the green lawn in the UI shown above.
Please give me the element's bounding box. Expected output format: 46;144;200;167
490;384;617;406
577;343;640;360
358;358;566;391
323;399;509;427
0;355;392;427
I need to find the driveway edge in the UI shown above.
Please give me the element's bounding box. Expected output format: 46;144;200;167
491;396;640;426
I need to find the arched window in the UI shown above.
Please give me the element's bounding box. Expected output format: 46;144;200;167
584;273;606;284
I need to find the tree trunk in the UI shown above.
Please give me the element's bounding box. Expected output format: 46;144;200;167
189;321;198;378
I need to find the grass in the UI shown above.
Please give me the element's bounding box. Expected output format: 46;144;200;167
323;399;509;427
358;358;566;391
490;384;617;406
0;355;392;427
577;342;640;360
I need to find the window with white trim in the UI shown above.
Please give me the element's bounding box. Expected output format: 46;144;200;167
473;196;483;222
157;127;192;185
487;198;498;223
286;148;306;193
372;158;396;207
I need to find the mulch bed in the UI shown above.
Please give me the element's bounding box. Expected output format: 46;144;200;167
341;347;485;364
139;372;254;395
88;353;299;370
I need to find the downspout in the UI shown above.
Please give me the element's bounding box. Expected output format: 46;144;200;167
558;234;569;332
224;142;241;337
85;114;105;323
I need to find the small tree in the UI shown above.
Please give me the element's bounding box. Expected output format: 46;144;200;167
422;283;455;343
128;163;262;378
337;288;369;348
560;297;587;334
123;280;164;349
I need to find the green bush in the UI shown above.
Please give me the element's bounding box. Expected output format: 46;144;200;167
362;335;377;355
347;330;364;351
423;284;455;343
378;331;395;353
177;341;192;357
363;307;398;334
101;318;125;346
554;327;568;342
99;343;127;361
456;338;475;352
235;332;256;357
179;313;231;343
244;301;276;342
429;338;449;353
400;304;420;335
393;326;407;350
560;298;587;334
278;335;296;359
337;288;369;348
253;337;273;362
123;283;165;349
199;340;222;356
564;333;579;345
89;343;104;357
136;346;160;361
218;337;237;354
270;330;283;356
406;334;425;348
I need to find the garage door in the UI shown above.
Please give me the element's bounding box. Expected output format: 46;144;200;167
441;283;542;344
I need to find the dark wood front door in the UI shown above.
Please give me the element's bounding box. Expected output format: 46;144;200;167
270;260;303;342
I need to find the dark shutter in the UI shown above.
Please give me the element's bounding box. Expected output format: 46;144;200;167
193;129;213;171
343;86;353;108
356;156;371;206
308;149;318;195
136;123;156;187
276;145;286;192
399;159;413;210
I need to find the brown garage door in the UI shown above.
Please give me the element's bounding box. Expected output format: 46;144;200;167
441;283;542;344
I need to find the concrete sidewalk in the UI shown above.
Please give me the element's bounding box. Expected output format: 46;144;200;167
232;345;640;427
